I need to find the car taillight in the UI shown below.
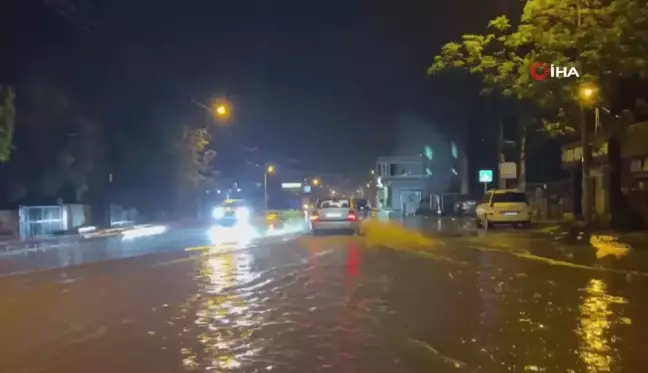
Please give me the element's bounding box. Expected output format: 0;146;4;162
348;210;357;220
310;212;320;221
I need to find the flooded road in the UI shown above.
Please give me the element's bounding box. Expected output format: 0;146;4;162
1;218;647;372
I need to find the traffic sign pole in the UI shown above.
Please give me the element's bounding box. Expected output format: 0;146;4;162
478;169;493;195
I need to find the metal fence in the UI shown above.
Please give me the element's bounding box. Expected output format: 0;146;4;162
414;193;463;215
18;205;67;239
525;179;573;220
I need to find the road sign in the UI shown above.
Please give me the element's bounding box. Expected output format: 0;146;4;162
479;169;493;183
500;162;517;179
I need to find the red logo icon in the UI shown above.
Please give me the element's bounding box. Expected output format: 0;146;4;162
530;62;550;81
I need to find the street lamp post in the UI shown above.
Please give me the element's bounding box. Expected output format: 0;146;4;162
578;83;599;223
264;165;275;211
191;98;232;122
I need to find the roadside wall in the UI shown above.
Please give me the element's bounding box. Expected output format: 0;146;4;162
0;210;18;239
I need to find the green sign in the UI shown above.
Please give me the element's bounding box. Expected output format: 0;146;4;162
479;169;493;183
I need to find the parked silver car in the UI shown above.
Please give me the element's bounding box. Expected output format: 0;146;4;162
310;198;360;235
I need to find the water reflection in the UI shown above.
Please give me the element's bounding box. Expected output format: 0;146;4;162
346;241;360;279
181;250;265;371
477;251;498;368
208;225;257;245
577;278;629;372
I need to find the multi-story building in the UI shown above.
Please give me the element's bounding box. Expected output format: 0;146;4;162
376;153;430;215
375;140;466;214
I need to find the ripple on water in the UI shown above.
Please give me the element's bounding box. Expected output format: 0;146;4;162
158;236;643;372
167;243;437;372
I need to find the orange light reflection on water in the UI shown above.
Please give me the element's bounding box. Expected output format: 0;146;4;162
180;250;264;370
577;278;630;372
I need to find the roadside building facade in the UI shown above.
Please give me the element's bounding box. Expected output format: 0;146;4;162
561;121;648;225
375;141;466;214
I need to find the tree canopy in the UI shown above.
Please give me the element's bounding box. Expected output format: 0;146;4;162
429;0;648;135
0;85;16;163
175;127;216;188
6;84;102;202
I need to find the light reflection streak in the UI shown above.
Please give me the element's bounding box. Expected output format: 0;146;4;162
347;241;360;279
577;278;628;372
208;224;257;245
478;252;497;332
180;251;264;370
121;225;167;240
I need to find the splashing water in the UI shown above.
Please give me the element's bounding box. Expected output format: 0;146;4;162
362;220;437;251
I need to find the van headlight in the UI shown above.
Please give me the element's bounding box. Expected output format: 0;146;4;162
212;207;225;218
235;207;250;220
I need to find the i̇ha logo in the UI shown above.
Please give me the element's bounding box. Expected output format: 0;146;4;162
530;62;580;81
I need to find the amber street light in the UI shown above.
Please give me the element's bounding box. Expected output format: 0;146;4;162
312;178;320;186
579;83;603;136
210;99;233;122
215;104;228;116
192;97;233;123
579;83;598;104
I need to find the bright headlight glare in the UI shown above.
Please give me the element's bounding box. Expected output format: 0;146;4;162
235;207;250;219
212;207;225;218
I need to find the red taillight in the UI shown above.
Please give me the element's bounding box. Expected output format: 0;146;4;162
310;212;320;221
348;210;357;220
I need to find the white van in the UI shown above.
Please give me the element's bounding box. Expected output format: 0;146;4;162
475;189;531;228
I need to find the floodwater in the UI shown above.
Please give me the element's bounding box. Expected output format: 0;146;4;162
1;218;647;372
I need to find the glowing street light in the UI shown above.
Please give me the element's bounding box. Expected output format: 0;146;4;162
578;83;603;136
579;83;598;104
210;100;232;122
370;170;375;175
266;164;275;174
215;104;228;116
312;178;320;186
192;98;233;123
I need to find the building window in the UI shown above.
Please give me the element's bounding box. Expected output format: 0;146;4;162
377;163;387;177
631;159;642;172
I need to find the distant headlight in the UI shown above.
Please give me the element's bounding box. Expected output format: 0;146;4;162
212;207;225;218
235;207;250;220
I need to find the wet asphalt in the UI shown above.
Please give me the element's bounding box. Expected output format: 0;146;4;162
1;217;647;373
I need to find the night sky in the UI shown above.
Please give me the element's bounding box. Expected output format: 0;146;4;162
2;0;558;192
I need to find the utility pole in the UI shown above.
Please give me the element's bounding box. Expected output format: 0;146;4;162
264;170;268;211
460;149;469;195
576;3;592;224
497;118;506;189
518;121;528;192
